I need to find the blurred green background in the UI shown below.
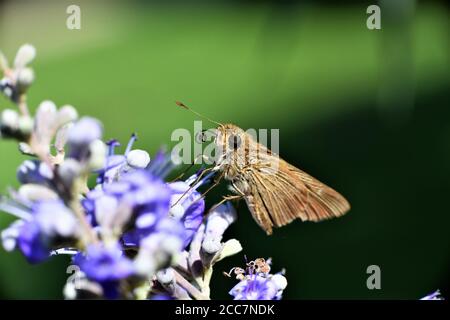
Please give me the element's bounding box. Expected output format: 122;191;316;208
0;0;448;299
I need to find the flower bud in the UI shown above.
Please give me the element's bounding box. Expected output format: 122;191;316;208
17;160;53;185
57;105;78;127
14;44;36;69
18;142;33;155
204;202;237;240
57;158;82;187
1;220;24;252
126;149;150;169
271;274;288;290
34;101;57;142
202;238;222;255
18;184;58;202
156;268;175;285
168;203;184;219
16;67;34;89
68;117;102;146
1;109;19;130
18;115;33;135
88;139;106;170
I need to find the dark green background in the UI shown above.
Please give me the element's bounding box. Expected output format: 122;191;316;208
0;0;448;299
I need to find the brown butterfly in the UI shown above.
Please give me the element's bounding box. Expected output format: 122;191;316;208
177;102;350;235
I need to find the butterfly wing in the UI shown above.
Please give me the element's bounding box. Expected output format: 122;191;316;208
242;157;350;235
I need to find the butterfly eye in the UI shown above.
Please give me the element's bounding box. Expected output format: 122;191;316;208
228;134;241;150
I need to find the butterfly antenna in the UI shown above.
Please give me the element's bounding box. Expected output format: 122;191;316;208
176;101;222;126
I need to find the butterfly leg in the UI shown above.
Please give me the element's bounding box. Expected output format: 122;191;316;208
171;166;218;208
197;170;225;200
231;182;246;197
174;170;226;211
208;194;243;214
169;154;210;182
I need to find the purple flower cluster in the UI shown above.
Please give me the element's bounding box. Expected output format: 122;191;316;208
229;274;287;300
0;44;283;300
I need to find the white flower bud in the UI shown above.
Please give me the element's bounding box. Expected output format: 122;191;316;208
14;44;36;69
1;109;19;129
55;123;72;151
169;203;185;219
202;237;222;254
136;214;157;229
205;202;237;239
2;86;13;98
16;67;34;88
36;100;57;115
126;149;150;169
94;195;119;229
271;274;288;290
88;139;106;170
2;235;17;252
58;158;82;186
39;162;54;179
35;100;57;141
23;159;36;171
18;116;33;135
57;105;78;126
1;220;23;252
18;142;33;155
18;184;58;201
156;268;175;285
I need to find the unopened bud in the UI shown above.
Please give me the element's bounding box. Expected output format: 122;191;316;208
1;109;19;130
126;149;150;169
18;184;58;201
16;67;34;89
88;139;106;170
57;105;78;127
14;44;36;68
156;268;175;285
271;274;288;290
58;158;82;187
18;116;33;135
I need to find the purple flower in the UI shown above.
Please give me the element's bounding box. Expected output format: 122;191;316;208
17;200;80;263
201;202;237;255
16;160;53;185
17;220;51;263
68;117;102;146
150;294;173;300
134;218;186;275
421;290;444;300
97;134;151;184
146;149;175;179
74;244;134;282
67;117;102;160
84;169;172;245
74;244;134;299
169;180;205;247
229;274;286;300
